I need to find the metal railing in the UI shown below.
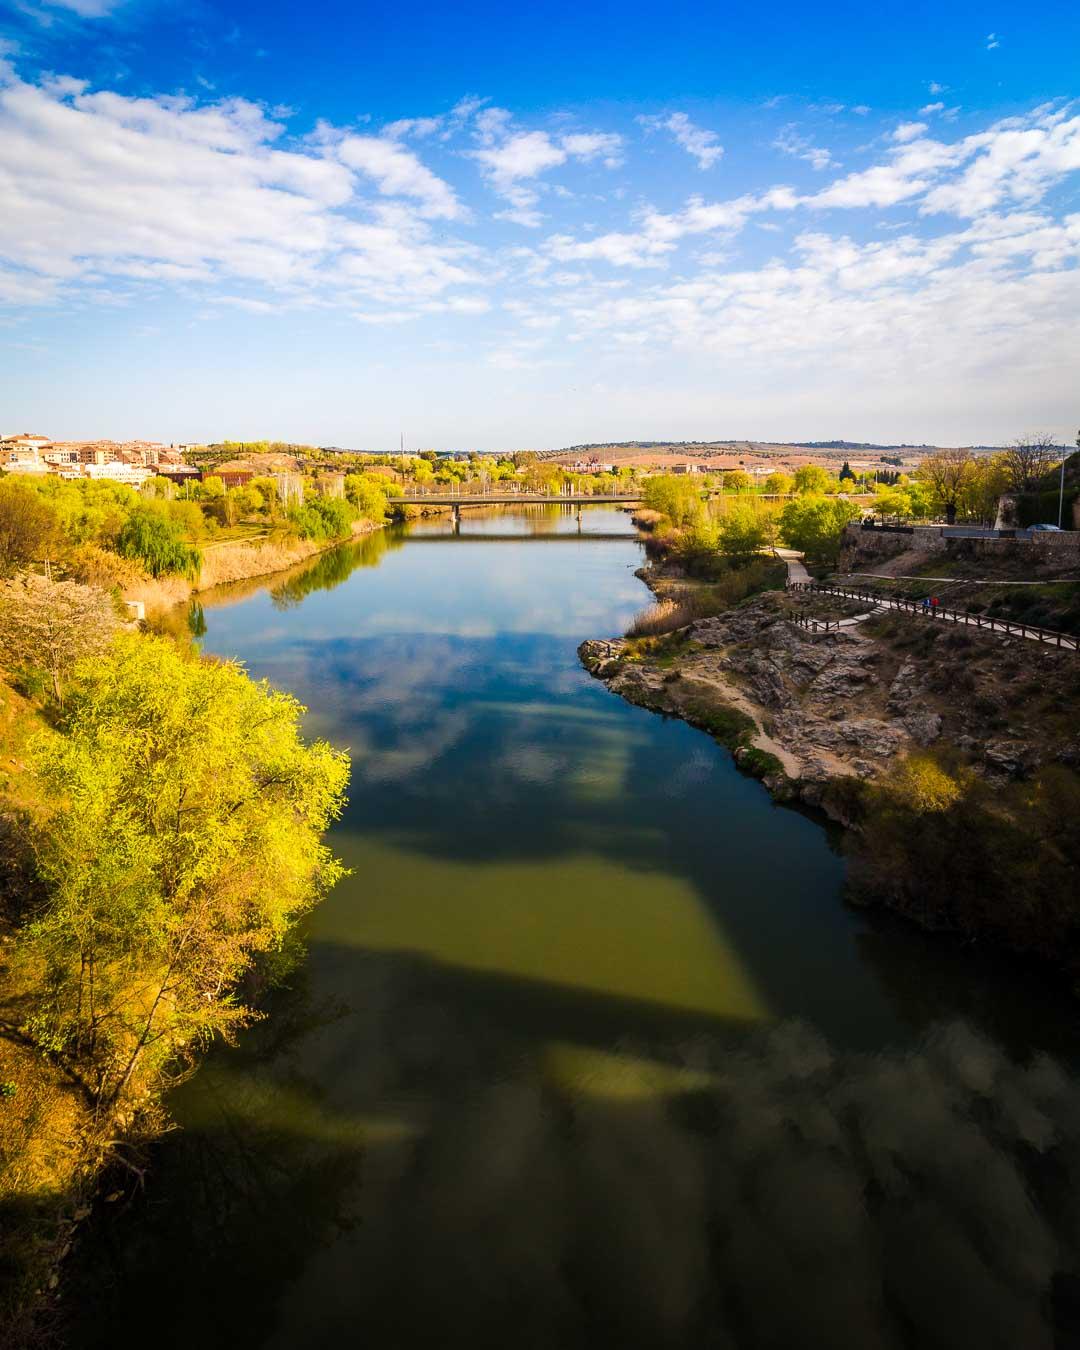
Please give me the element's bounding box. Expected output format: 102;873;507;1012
786;581;1079;651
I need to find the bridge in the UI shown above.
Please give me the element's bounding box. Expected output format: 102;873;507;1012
401;530;640;544
388;492;644;526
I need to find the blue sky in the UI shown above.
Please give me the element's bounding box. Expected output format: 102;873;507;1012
1;0;1079;448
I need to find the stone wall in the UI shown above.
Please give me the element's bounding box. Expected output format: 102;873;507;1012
840;523;1080;571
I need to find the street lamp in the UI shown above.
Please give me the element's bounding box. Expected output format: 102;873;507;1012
1061;430;1078;530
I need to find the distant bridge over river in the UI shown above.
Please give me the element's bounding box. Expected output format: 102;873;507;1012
388;492;644;524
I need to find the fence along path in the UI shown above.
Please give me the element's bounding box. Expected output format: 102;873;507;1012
786;582;1079;652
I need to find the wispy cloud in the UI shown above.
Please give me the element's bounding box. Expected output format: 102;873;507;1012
773;125;836;170
637;112;723;169
468;111;622;226
986;32;1000;50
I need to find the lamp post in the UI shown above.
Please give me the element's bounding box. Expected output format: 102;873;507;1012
1061;429;1079;530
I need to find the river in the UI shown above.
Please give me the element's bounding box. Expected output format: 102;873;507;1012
65;507;1080;1350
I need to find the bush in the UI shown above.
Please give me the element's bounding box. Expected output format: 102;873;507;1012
849;753;1080;962
288;496;356;541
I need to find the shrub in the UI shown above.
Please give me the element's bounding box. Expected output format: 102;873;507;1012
288;495;356;541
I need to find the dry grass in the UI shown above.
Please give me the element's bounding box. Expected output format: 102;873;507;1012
630;508;665;531
625;598;698;638
196;520;381;591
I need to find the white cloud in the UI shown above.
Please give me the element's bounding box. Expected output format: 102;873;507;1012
469;118;622;224
986;32;1000;50
0;71;481;315
28;0;125;16
335;134;463;218
637;112;723;169
382;115;443;140
773;125;835;170
920;102;945;115
893;121;929;142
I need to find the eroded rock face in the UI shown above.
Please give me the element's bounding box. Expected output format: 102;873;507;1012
580;585;1078;826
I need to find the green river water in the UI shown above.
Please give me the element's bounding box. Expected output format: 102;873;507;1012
65;507;1080;1350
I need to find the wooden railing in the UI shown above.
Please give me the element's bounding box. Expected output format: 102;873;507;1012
790;612;843;633
786;582;1079;651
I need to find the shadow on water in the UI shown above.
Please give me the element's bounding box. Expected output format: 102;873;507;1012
63;508;1080;1350
63;943;1080;1350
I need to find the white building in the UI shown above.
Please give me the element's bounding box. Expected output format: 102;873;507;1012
0;432;52;455
0;449;51;475
78;462;153;486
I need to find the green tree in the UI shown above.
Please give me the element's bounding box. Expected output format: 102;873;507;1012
917;448;975;524
344;473;391;522
0;480;61;576
0;573;120;706
763;472;793;495
778;496;862;562
793;464;831;495
115;506;202;578
717;500;775;564
722;470;754;492
642;474;704;527
18;635;349;1101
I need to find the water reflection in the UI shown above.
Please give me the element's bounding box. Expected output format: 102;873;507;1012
64;507;1080;1349
67;956;1080;1350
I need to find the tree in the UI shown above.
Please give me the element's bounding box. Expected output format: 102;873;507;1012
839;461;855;482
18;635;349;1102
722;470;753;492
343;473;391;522
116;506;202;578
1001;436;1061;494
917;448;975;524
793;464;830;495
778;496;862;562
717;500;774;563
763;472;793;495
872;485;913;521
0;573;119;705
642;474;704;527
0;479;61;576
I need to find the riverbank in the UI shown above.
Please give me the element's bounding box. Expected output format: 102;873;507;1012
0;627;348;1341
124;517;388;613
580;560;1080;976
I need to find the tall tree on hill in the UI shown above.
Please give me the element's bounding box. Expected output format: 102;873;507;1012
1001;435;1061;494
918;449;976;524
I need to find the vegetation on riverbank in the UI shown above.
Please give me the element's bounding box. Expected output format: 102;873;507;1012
0;515;350;1337
0;471;394;614
584;520;1080;983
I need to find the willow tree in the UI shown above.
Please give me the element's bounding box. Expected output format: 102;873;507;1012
19;635;349;1103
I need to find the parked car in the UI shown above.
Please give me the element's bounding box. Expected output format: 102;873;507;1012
1028;523;1063;532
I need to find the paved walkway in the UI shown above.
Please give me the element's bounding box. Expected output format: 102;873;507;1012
774;547;811;584
850;571;1080;586
793;582;1079;651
